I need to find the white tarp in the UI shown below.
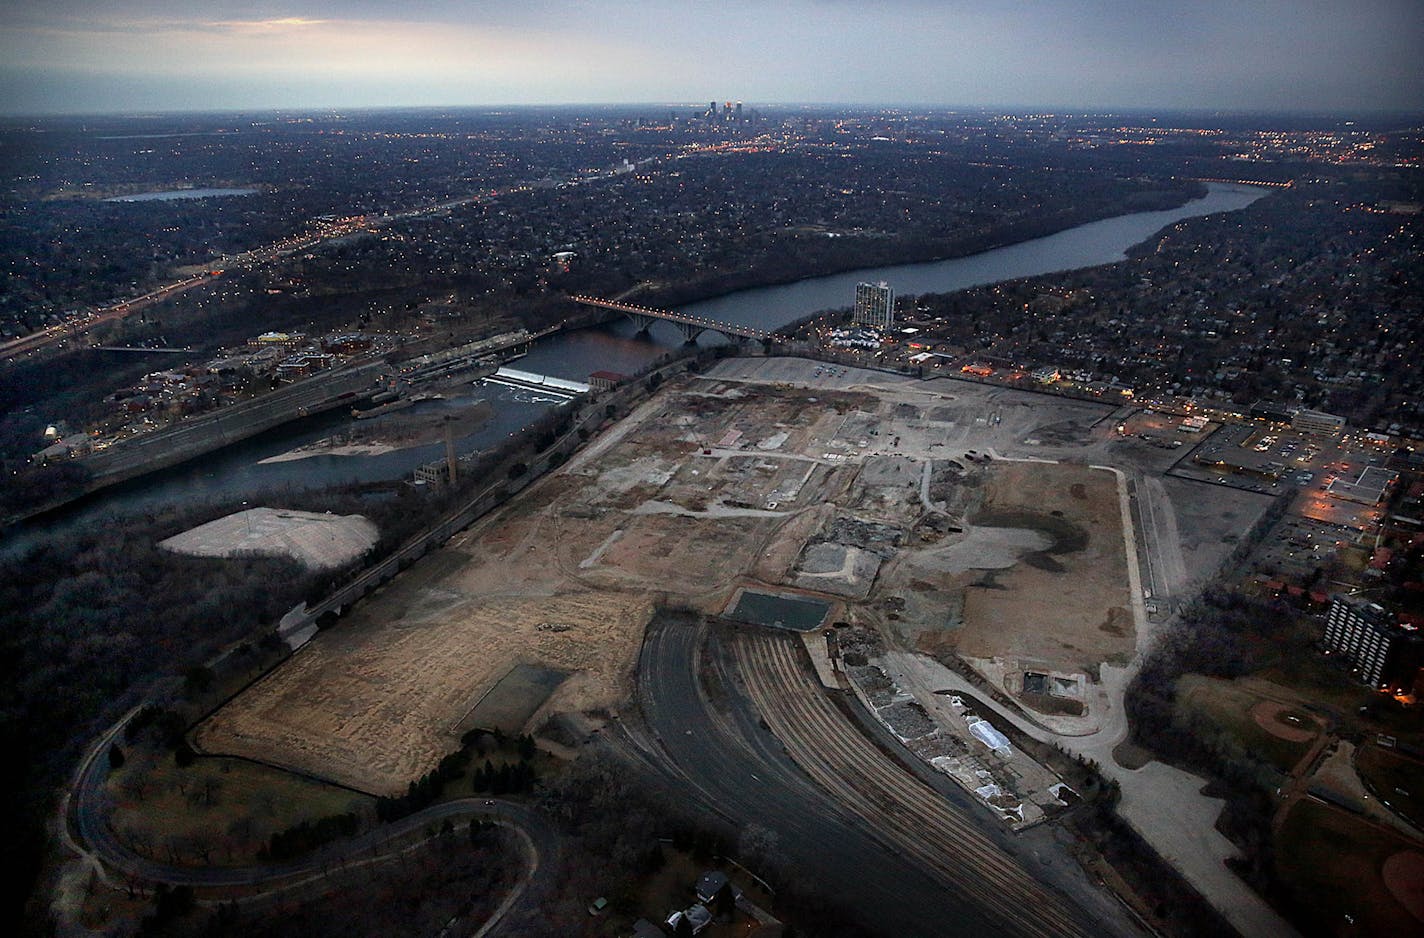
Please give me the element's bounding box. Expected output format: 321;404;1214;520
968;718;1012;755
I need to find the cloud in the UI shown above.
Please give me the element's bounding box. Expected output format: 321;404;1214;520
203;18;329;30
0;0;1419;113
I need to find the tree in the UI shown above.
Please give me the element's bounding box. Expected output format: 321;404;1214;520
107;744;126;772
183;665;215;697
737;822;779;870
714;882;736;920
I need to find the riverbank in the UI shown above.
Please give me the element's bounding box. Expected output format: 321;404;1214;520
638;182;1208;311
2;183;1268;540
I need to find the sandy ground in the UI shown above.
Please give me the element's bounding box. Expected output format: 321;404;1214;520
196;351;1256;895
891;460;1132;714
1250;701;1317;743
258;397;493;463
257;442;397;463
159;507;379;570
196;585;652;795
198;382;846;794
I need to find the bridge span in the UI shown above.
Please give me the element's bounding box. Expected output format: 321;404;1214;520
569;295;774;343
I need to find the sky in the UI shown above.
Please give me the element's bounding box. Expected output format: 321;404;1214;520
1;0;1420;116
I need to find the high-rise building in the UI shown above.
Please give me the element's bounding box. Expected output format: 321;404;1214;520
1323;595;1422;688
853;281;895;329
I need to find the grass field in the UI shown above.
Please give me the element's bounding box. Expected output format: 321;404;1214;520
1356;743;1424;830
1276;798;1424;934
106;749;368;865
1174;674;1321;774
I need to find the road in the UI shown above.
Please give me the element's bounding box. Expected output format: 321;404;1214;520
62;708;558;936
619;615;1144;938
0;273;221;361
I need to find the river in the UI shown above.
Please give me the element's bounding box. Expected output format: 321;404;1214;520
8;182;1267;543
104;187;260;203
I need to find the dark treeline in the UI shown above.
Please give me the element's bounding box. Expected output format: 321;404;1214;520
1;498;334;931
1124;588;1317;896
375;729;539;823
137;821;518;937
258;813;362;864
530;752;872;937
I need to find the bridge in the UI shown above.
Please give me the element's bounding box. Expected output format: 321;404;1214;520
569;295;774;343
1189;176;1293;188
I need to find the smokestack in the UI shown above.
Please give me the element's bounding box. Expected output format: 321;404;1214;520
444;417;457;485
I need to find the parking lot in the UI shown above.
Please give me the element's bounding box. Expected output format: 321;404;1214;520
1173;421;1394;532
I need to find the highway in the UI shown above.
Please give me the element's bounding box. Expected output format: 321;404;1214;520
3;138;783;365
0;272;222;361
620;615;1143;938
80;361;387;482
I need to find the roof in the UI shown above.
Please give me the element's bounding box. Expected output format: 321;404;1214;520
695;871;729;902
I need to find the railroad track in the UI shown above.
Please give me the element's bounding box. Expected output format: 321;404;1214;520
734;630;1097;938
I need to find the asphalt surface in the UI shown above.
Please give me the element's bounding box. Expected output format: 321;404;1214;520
620;615;1145;938
66;711;558;935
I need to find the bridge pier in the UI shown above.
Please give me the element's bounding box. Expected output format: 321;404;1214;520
623;312;655;334
675;322;705;344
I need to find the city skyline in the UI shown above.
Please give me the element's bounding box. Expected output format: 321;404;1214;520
2;0;1422;116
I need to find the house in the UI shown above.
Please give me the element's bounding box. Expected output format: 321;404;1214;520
665;905;713;935
694;870;742;904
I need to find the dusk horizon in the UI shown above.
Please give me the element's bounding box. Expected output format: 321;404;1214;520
2;0;1421;116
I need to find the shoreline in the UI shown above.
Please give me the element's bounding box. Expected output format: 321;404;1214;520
645;181;1223;310
257;441;400;464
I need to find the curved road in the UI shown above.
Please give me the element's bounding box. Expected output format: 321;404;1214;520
63;710;559;934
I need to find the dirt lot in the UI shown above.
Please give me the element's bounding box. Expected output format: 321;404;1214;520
197;362;1149;794
197;584;653;795
897;461;1131;708
197;382;859;795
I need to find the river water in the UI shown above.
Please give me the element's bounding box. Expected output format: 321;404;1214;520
10;183;1266;540
104;187;260;203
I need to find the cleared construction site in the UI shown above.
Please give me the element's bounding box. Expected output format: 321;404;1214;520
197;357;1142;805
